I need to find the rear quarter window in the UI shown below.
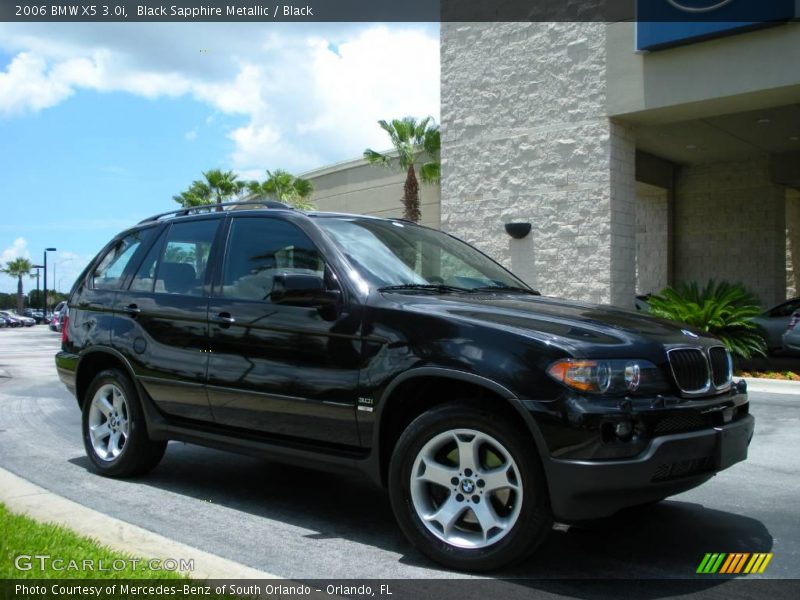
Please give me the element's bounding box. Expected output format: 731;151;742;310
92;228;155;290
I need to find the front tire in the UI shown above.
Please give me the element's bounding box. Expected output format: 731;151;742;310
389;403;552;571
82;368;166;477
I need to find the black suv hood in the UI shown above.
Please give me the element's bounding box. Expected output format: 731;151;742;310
380;291;717;356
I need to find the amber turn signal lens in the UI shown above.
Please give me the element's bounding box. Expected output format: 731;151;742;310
546;359;602;392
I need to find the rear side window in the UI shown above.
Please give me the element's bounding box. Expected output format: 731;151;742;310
92;228;155;290
148;220;219;296
770;299;800;318
129;229;166;292
221;217;324;301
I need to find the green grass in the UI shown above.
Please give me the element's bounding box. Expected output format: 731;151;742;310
0;502;189;579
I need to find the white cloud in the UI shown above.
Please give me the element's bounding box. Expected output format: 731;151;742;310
1;238;31;264
0;52;74;114
0;23;440;172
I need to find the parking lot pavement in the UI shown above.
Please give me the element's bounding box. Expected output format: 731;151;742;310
1;327;798;587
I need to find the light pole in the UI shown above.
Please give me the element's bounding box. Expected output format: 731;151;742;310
32;265;44;314
53;257;74;294
43;248;56;315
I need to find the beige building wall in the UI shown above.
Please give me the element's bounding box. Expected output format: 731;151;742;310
635;182;669;296
440;22;637;306
302;157;441;230
606;22;800;124
673;158;786;307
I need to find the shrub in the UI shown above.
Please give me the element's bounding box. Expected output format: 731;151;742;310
647;280;767;359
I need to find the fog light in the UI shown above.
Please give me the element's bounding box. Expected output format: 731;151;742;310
615;421;633;440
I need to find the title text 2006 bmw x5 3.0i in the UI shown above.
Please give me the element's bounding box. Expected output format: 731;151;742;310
56;202;754;571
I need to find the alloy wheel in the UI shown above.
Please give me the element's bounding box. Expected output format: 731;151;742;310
409;428;523;549
88;383;130;462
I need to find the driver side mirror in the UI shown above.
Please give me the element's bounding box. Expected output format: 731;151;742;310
271;273;341;317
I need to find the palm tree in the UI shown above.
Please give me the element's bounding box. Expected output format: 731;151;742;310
647;280;767;359
203;169;246;210
173;180;212;208
2;257;33;312
173;169;246;210
364;116;440;223
247;169;315;210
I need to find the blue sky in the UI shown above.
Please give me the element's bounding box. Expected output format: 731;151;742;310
0;23;440;294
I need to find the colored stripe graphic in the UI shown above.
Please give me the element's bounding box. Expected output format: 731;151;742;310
720;553;750;574
698;553;773;575
697;553;726;573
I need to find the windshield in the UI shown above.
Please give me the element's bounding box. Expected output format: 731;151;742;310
314;217;529;291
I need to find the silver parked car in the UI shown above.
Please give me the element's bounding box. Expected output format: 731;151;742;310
0;310;27;327
751;297;800;353
782;311;800;354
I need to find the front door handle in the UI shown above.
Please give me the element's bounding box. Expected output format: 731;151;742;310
210;312;235;326
121;304;141;316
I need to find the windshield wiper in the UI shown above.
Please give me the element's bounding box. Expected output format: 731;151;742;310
377;284;471;294
470;285;541;296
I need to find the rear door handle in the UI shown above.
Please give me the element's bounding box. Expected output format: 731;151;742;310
210;312;235;325
121;304;141;316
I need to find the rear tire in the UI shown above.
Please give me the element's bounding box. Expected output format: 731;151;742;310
389;402;552;571
82;368;166;477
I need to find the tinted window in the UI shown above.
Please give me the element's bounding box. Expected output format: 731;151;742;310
153;220;219;296
770;299;800;318
221;218;324;301
92;228;155;290
129;229;166;292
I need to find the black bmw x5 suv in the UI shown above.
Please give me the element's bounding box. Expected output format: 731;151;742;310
56;201;754;571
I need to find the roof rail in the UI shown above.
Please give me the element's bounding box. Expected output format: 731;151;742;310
138;200;292;224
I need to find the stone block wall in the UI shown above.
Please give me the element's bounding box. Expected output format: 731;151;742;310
440;22;636;306
674;158;786;307
635;182;669;295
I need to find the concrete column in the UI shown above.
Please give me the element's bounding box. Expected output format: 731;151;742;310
441;22;635;306
787;188;800;298
609;121;637;306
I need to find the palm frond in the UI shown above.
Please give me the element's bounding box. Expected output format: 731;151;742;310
420;161;440;184
363;149;392;167
648;280;767;359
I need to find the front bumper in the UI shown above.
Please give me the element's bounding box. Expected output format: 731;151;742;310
546;413;755;521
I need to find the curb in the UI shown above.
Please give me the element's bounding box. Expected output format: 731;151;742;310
0;467;279;580
743;377;800;396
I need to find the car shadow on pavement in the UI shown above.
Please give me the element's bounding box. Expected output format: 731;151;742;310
69;443;773;591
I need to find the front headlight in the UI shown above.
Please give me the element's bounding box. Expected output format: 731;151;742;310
546;358;669;395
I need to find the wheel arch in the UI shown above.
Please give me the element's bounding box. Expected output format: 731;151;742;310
374;367;552;489
75;348;139;410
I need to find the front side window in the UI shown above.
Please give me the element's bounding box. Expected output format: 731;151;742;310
221;217;324;301
92;228;155;290
313;217;526;291
151;220;219;296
